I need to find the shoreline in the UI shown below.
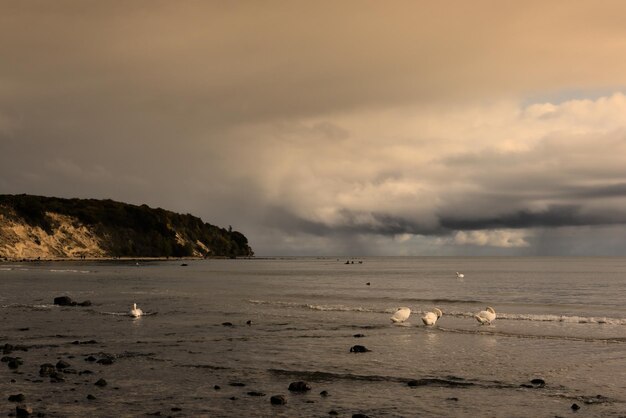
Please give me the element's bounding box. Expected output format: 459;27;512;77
0;256;257;263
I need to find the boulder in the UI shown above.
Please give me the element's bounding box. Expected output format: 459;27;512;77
349;345;370;353
270;395;286;405
56;360;71;370
94;378;107;387
54;296;76;306
8;394;25;402
288;381;311;392
15;405;33;417
571;403;580;411
39;363;56;377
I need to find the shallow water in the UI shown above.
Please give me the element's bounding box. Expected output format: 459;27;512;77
1;257;626;417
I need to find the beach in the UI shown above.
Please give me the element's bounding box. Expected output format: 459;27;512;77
1;257;625;417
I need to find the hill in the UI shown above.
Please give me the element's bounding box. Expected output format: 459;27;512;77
0;194;253;259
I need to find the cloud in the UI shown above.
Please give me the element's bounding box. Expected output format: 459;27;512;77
3;3;626;254
453;230;531;248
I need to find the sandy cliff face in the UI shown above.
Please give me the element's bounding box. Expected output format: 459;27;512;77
0;212;107;259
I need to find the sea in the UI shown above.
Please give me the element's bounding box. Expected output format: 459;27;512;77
1;257;625;417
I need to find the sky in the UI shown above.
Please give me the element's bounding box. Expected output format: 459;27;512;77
2;1;626;256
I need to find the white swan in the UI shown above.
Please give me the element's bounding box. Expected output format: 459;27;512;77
130;303;143;318
474;306;496;324
390;307;411;323
421;308;443;325
456;272;464;278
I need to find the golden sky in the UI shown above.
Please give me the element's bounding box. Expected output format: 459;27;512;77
2;1;626;255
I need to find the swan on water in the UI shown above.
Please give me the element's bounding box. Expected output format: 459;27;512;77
130;303;143;318
421;308;443;325
474;306;496;324
390;307;411;323
456;272;464;279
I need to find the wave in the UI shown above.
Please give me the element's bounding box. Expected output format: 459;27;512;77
247;300;626;325
49;269;91;274
436;326;626;343
1;303;58;310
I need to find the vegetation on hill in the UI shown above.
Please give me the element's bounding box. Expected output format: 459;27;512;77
0;194;253;258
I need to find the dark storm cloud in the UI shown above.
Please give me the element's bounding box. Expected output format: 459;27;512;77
3;2;626;255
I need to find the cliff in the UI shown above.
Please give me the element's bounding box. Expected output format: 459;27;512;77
0;194;253;259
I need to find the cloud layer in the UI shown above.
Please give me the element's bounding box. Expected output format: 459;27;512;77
2;2;626;255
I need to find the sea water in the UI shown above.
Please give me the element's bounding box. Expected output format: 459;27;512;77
1;257;625;417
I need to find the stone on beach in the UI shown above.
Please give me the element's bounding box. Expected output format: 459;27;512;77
39;363;56;377
349;345;370;353
95;378;108;387
270;395;286;405
56;360;71;369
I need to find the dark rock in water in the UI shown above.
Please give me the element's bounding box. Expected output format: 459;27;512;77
530;378;545;387
79;370;93;375
352;414;370;418
519;384;533;388
39;364;56;377
247;391;266;397
15;405;33;417
77;300;92;307
270;395;286;405
320;390;329;397
229;396;238;400
349;345;369;353
8;359;21;369
246;320;252;325
146;412;161;416
222;322;234;327
85;356;97;362
18;328;29;331
62;368;78;374
353;334;365;338
180;263;188;266
171;407;182;412
86;394;96;400
571;403;580;411
94;378;107;387
213;385;221;390
366;282;370;286
446;397;459;401
72;340;98;345
49;372;64;383
328;411;338;416
56;360;71;370
288;381;311;392
2;355;13;362
54;296;76;306
96;357;114;365
229;382;246;387
8;394;25;402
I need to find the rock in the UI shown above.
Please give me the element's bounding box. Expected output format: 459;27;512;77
79;370;94;375
49;372;64;383
86;394;96;400
530;378;545;387
288;381;311;392
229;396;237;400
39;364;56;377
8;394;25;402
329;411;339;416
247;391;266;396
94;378;107;387
270;395;286;405
353;334;365;338
349;345;370;353
353;414;369;418
320;390;329;397
15;405;33;417
96;357;114;365
53;296;76;306
56;360;71;370
171;407;182;411
229;382;246;387
571;403;580;411
213;385;221;390
77;300;92;307
8;359;21;369
85;355;97;362
222;322;234;327
246;320;252;325
446;397;459;401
